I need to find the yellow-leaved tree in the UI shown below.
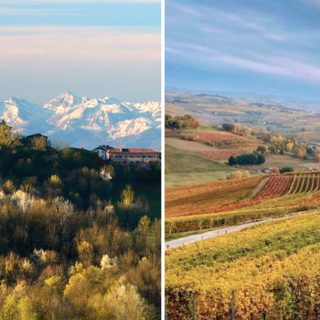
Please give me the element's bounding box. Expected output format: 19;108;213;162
121;185;135;208
138;216;151;234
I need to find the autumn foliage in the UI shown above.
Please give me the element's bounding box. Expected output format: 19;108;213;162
166;212;320;320
182;131;248;147
0;146;161;319
166;173;320;234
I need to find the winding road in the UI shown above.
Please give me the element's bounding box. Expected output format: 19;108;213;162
165;210;314;249
166;220;270;249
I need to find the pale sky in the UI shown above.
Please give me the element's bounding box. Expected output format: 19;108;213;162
0;1;161;104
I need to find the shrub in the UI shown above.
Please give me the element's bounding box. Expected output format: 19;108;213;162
280;167;294;174
257;146;267;154
228;170;243;180
222;123;235;132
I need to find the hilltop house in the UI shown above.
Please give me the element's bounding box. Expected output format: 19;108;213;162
26;133;48;146
308;142;320;149
94;145;161;166
93;145;114;161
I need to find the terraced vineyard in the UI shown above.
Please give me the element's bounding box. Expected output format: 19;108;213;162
255;175;293;199
255;173;320;200
287;173;320;195
166;212;320;320
165;176;263;219
165;173;320;234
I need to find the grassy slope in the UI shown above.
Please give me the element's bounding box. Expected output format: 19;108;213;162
165;143;235;188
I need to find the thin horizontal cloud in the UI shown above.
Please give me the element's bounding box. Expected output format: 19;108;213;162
265;33;286;41
0;28;160;62
0;26;160;34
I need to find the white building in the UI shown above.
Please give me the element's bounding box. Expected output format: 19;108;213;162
93;145;114;161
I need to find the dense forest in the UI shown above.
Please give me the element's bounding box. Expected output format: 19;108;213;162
0;129;161;319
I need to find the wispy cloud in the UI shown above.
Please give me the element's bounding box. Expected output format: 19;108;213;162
264;33;286;41
167;41;320;84
166;3;202;16
299;0;320;6
167;2;286;44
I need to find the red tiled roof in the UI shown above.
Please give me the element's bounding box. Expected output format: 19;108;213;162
107;148;160;154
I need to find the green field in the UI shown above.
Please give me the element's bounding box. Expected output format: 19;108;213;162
165;143;235;188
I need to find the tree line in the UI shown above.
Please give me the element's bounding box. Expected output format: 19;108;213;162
228;154;266;166
165;114;199;129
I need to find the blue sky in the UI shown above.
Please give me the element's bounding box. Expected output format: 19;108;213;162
0;0;161;104
166;0;320;100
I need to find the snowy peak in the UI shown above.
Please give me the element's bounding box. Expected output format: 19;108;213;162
0;92;161;150
134;101;161;113
110;117;153;139
103;97;123;105
0;97;54;133
43;91;84;113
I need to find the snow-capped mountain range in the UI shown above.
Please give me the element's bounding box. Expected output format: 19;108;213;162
0;91;161;150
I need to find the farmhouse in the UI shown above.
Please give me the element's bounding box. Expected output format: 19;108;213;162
94;145;161;166
26;133;48;146
107;148;161;166
93;145;114;161
308;142;320;149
